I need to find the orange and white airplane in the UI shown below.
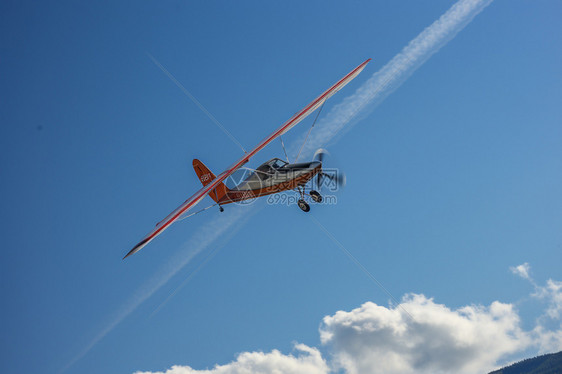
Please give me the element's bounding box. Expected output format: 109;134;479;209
124;59;371;259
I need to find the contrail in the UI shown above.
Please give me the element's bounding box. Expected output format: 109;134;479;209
60;205;255;373
297;0;494;159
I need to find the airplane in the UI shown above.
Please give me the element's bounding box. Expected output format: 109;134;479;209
193;152;339;212
124;58;371;259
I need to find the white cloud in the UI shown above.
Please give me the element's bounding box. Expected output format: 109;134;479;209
133;344;328;374
531;277;562;353
509;263;562;321
510;263;532;281
535;279;562;320
532;324;562;354
507;263;562;354
320;294;529;374
133;276;562;374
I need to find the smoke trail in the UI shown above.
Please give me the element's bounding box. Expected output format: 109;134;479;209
60;205;255;373
297;0;494;159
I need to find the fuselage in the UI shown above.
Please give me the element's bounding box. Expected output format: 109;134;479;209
219;159;322;204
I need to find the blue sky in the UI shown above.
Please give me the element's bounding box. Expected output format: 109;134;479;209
1;1;561;373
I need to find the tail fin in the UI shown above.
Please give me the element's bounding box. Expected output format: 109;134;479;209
192;159;229;203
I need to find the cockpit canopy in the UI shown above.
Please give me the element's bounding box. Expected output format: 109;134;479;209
255;158;288;180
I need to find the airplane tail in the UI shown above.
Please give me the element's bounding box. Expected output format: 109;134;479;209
192;159;229;203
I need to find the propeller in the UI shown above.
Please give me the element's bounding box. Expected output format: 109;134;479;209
313;148;346;191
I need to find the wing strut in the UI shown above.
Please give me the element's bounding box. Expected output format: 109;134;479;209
294;99;326;162
177;203;218;221
279;136;290;163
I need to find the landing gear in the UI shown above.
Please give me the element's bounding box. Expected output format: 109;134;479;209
219;205;224;212
296;186;311;213
295;186;321;212
297;199;310;212
309;190;322;203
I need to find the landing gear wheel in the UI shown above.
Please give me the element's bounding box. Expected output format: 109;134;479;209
310;190;323;203
219;206;224;212
297;199;310;212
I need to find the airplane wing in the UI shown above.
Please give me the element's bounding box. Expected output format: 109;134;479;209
124;58;371;259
